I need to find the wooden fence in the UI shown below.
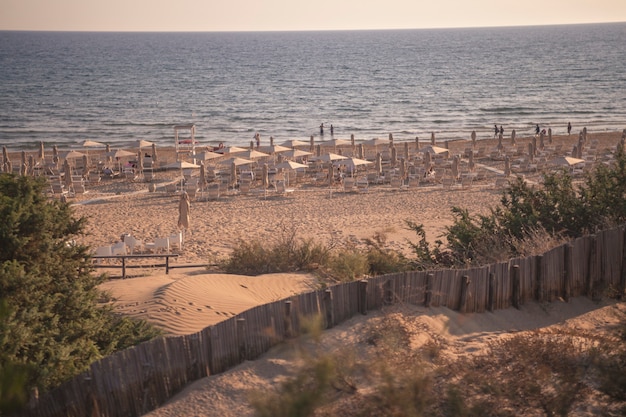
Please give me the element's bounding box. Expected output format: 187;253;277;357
18;225;626;417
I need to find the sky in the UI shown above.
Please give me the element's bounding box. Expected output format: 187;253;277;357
1;0;625;32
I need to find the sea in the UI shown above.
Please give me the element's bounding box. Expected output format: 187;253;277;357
1;22;625;152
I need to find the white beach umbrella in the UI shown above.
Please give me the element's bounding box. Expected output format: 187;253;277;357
151;143;158;162
551;156;585;167
281;139;310;148
418;145;449;155
177;191;190;248
311;153;348;163
237;149;270;160
282;149;313;159
259;144;291;154
471;130;476;147
163;161;201;170
194;151;222;162
217;157;254;167
334;157;372;177
38;141;45;161
215;146;247;155
62;150;87;160
363;138;388;148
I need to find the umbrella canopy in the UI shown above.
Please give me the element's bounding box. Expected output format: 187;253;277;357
363;138;388;147
471;130;476;146
38;141;45;160
334;157;372;172
178;192;190;230
551;156;585;167
237;149;270;160
418;145;449;155
194;151;222;162
164;161;201;170
357;144;364;159
282;149;313;159
198;161;207;189
430;132;436;145
134;139;154;149
281;139;310;148
106;149;135;159
62;150;87;160
262;163;269;188
136;150;143;174
151;143;158;162
259;144;291;154
275;160;308;170
63;159;72;188
320;138;351;147
215;146;247;155
217;157;254;167
82;140;106;148
375;153;382;175
311;153;348;163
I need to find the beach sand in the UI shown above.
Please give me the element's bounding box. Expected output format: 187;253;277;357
43;131;625;415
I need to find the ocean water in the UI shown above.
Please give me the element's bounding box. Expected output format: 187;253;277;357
0;23;625;151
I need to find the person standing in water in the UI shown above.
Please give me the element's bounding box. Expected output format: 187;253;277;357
567;122;572;135
320;123;324;136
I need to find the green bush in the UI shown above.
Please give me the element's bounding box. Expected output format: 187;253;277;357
325;248;369;282
0;174;161;400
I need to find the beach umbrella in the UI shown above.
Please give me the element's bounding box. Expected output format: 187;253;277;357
548;128;552;144
151;143;158;162
20;151;26;176
52;145;59;167
310;135;315;152
275;160;308;170
528;142;535;163
333;157;372;176
451;156;459;179
351;134;355;147
281;139;310;148
82;140;106;148
177;191;190;248
28;155;34;176
471;131;476;147
415;136;420;150
363;138;388;150
328;163;334;186
321;138;351;154
315;144;321;157
262;163;269;189
375;152;382;175
194;151;222;162
237;149;270;160
62;150;87;161
390;146;397;167
511;129;516;145
260;144;291;154
389;133;394;147
215;146;247;155
504;156;511;177
357;143;364;159
82;154;89;177
134;139;154;150
551;156;585;167
531;137;537;156
418;145;449;155
229;161;237;187
105;144;112;163
424;151;431;169
497;134;503;150
399;157;406;180
198;161;207;189
282;148;312;159
136;150;143;176
539;131;545;150
63;159;72;189
404;141;409;159
164;160;201;170
38;141;45;161
106;149;135;159
469;150;475;171
217;157;254;167
431;132;436;145
311;153;347;163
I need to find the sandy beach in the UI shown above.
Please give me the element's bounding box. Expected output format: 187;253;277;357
21;131;626;415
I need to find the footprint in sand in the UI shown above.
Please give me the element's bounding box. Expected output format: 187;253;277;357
205;305;212;309
189;302;194;306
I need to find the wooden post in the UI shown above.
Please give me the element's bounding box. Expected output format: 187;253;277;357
587;235;596;298
564;243;573;302
121;256;126;278
488;271;496;312
284;301;293;338
424;273;433;307
459;275;471;313
512;265;521;309
384;279;393;305
236;318;247;362
621;227;626;297
358;279;368;315
165;256;170;274
535;255;543;302
323;289;334;329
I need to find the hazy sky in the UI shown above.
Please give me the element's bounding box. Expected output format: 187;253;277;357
1;0;625;31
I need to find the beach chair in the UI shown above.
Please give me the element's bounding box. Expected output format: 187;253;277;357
461;176;473;190
389;177;402;190
93;245;112;264
124;235;143;255
239;180;251;195
206;183;220;200
153;237;169;253
442;178;455;190
111;241;127;256
169;232;183;251
342;177;356;193
356;177;369;193
275;180;294;196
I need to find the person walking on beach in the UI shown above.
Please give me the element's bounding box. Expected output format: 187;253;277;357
330;124;334;135
567;122;572;135
320;123;324;136
499;125;504;136
494;124;499;138
535;124;540;135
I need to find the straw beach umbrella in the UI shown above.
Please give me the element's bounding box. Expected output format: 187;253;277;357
431;132;436;145
511;129;516;145
151;143;158;163
471;130;476;147
177;191;190;248
38;141;45;161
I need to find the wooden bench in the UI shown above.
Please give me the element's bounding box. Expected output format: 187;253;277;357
91;253;179;278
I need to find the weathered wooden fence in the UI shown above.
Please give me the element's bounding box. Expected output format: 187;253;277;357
18;225;626;417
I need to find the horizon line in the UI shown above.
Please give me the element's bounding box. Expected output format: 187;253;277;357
1;20;625;34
